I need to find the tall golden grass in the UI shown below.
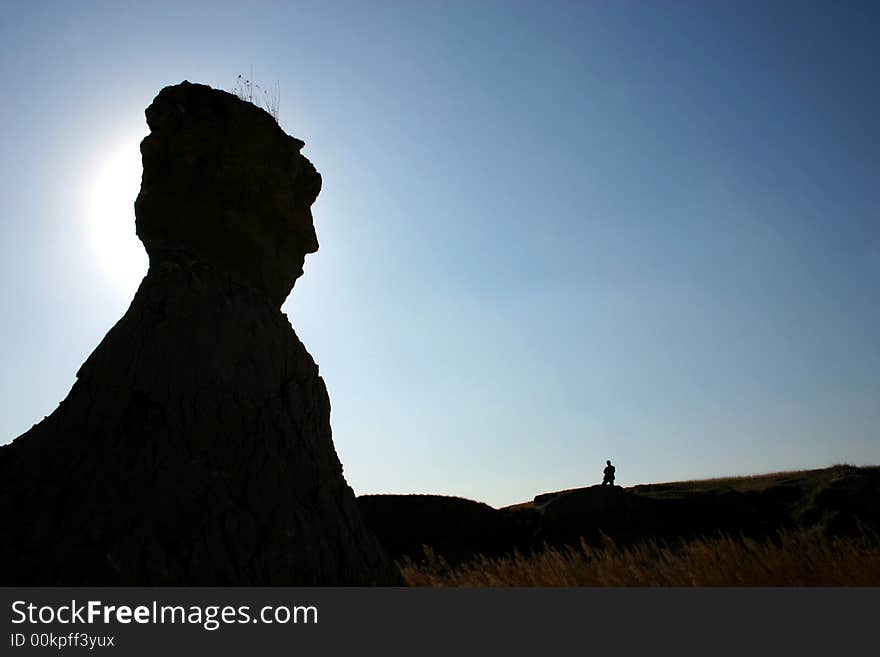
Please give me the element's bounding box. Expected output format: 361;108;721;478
400;531;880;586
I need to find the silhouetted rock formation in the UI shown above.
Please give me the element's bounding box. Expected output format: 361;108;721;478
0;81;400;585
358;494;528;564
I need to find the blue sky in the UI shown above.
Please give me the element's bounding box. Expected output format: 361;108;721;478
1;1;878;506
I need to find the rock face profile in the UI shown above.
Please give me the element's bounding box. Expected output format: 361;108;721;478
0;81;400;585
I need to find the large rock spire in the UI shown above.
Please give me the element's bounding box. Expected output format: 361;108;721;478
0;81;400;585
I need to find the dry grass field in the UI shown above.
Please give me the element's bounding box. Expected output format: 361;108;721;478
400;529;880;586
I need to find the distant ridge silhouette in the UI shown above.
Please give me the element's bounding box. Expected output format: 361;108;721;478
358;465;880;564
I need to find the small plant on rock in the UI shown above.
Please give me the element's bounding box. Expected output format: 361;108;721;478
231;73;281;124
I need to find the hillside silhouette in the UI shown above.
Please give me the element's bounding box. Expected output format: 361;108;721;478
358;465;880;565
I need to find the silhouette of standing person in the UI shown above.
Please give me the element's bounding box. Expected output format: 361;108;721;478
602;460;616;486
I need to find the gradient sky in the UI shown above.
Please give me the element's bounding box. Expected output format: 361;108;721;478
1;1;878;507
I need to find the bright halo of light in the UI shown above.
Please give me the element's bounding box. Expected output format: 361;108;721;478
87;140;148;293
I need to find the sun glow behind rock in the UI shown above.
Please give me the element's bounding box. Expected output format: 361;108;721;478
87;139;148;294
